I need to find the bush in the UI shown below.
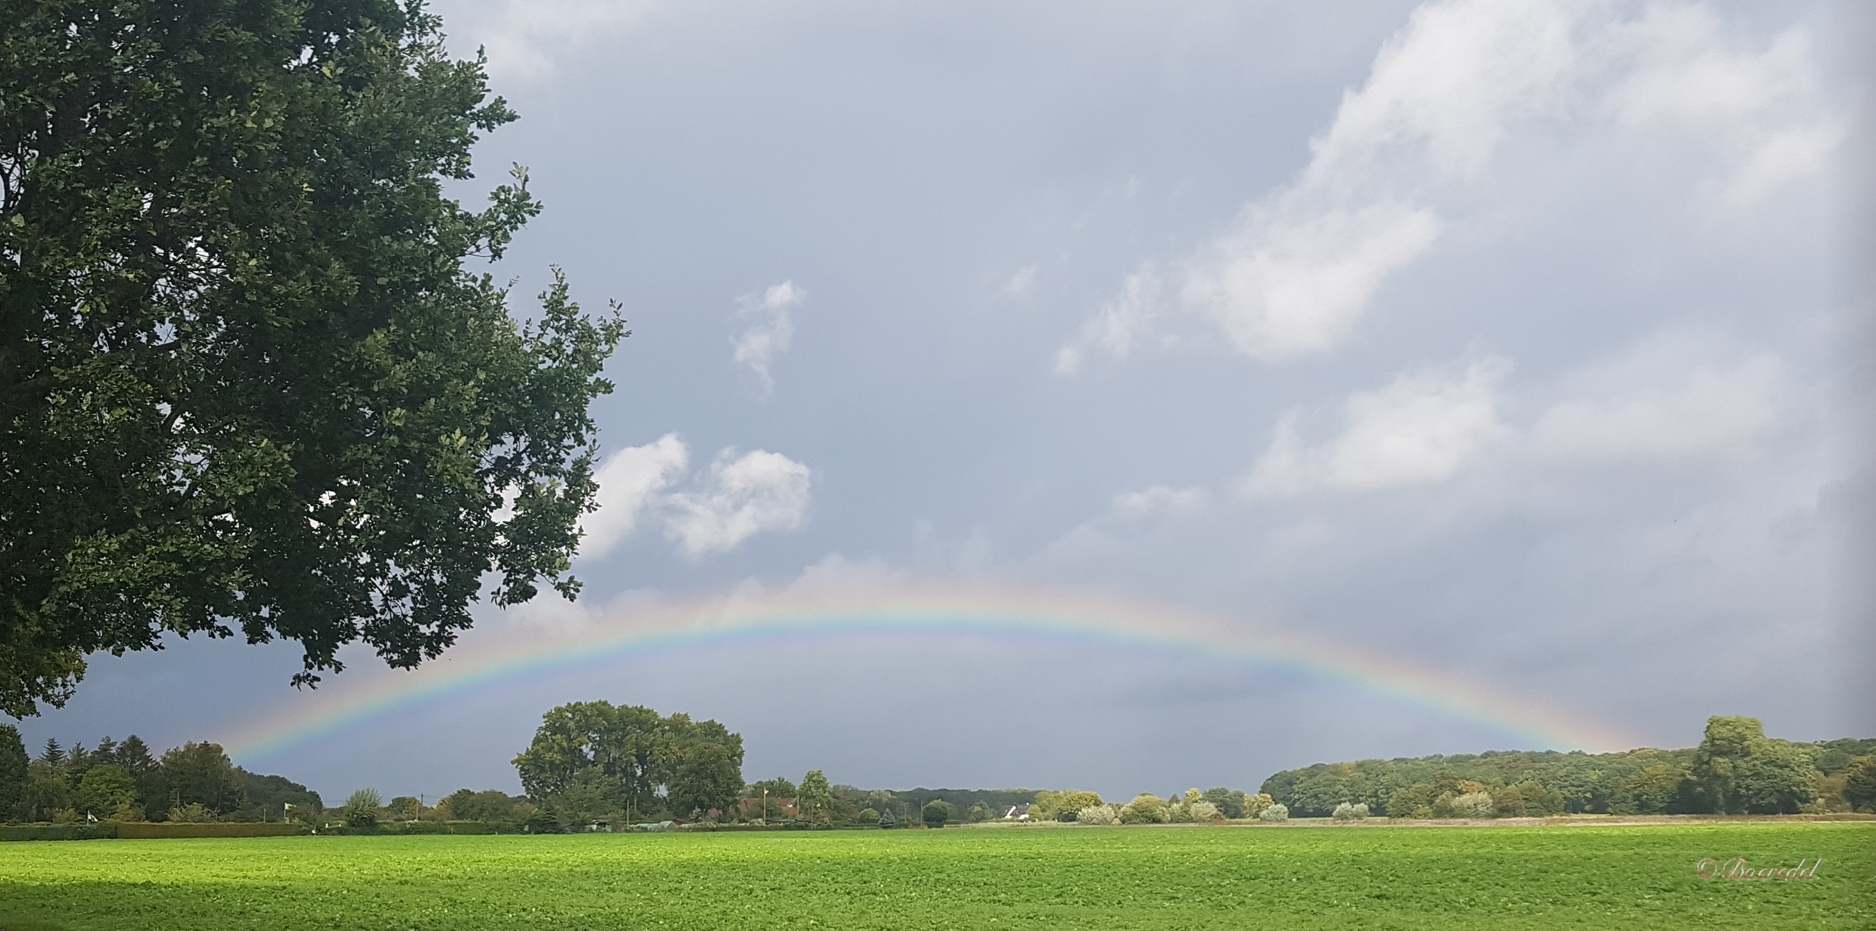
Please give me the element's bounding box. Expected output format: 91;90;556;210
1075;805;1118;825
168;802;218;823
1120;794;1168;824
921;800;954;828
1;823;116;841
1258;803;1289;822
1451;792;1495;819
857;808;880;825
1242;793;1275;819
1332;802;1369;822
1187;801;1225;822
343;789;382;829
1045;790;1103;822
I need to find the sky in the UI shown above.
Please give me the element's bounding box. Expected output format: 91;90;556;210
15;0;1875;805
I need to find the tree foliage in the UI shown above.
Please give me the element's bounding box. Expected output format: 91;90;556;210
1119;793;1167;824
1843;757;1876;813
342;788;381;828
0;723;25;817
0;0;626;716
920;798;953;828
796;769;834;822
1690;716;1815;815
1260;720;1866;818
75;763;136;816
511;701;743;820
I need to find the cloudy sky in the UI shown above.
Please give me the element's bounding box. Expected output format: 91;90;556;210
18;0;1874;804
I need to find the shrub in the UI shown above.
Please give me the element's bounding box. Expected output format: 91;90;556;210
343;789;382;829
1451;792;1495;818
1332;802;1368;822
1120;794;1168;824
921;800;953;828
1242;793;1274;819
858;808;880;825
168;802;218;823
1075;805;1118;825
1258;803;1289;822
1045;790;1103;822
1188;800;1224;822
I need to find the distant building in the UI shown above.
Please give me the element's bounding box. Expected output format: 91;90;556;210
738;797;798;818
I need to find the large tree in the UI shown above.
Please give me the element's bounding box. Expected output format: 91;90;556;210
0;0;623;716
512;701;744;820
1689;715;1815;814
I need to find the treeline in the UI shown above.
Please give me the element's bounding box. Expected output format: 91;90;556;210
0;725;320;824
1260;717;1876;818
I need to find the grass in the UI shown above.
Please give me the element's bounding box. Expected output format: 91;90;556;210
0;821;1869;930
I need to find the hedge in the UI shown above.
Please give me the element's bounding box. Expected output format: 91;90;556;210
1;823;117;841
115;822;306;839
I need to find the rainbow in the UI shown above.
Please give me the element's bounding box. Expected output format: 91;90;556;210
219;583;1638;762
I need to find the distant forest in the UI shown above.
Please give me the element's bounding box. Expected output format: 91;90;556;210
1260;718;1876;818
8;712;1872;830
0;727;320;824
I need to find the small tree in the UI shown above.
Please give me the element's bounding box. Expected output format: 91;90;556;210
858;807;881;825
967;802;992;822
1258;803;1289;822
798;770;835;822
77;764;137;819
1188;800;1224;822
922;799;954;828
343;789;382;829
1076;804;1119;825
878;808;897;829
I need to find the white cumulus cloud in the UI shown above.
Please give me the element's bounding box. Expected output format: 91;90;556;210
666;449;814;557
1060;0;1840;369
733;280;804;395
1243;358;1512;497
1181;201;1441;360
581;434;689;560
579;435;813;559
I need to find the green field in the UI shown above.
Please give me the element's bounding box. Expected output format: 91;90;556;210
1;822;1869;930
